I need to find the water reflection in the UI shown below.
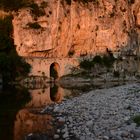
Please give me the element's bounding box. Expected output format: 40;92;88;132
50;84;63;102
26;84;64;108
0;86;31;140
14;109;54;140
13;84;66;140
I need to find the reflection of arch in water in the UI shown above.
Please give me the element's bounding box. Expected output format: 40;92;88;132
50;85;62;102
50;62;60;80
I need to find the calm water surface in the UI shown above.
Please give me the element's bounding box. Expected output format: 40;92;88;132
0;83;86;140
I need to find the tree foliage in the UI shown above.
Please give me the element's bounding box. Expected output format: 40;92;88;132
80;54;116;70
0;0;30;11
0;16;31;84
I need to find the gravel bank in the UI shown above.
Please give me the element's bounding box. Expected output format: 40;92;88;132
52;83;140;140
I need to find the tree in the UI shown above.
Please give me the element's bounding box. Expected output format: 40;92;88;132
0;15;31;84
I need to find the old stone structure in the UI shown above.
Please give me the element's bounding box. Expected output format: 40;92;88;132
12;0;140;77
25;57;78;77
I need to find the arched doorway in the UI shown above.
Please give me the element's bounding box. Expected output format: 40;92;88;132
50;62;60;80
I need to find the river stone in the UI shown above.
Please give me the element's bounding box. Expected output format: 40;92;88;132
57;129;60;133
131;130;140;138
58;117;65;123
54;134;60;139
103;136;109;140
86;120;93;127
63;133;69;139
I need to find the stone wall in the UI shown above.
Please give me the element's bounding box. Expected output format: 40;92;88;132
25;57;79;77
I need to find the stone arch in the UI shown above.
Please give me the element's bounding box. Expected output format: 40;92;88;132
50;62;60;80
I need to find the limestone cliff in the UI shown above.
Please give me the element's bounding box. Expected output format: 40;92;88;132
12;0;140;58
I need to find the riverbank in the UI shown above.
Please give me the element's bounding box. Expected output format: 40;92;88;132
46;82;140;140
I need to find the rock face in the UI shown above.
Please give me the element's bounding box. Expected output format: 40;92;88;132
13;0;140;58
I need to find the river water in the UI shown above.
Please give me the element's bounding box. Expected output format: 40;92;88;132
0;81;125;140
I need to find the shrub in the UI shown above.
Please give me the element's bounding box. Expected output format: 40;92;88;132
113;70;120;78
102;53;115;68
109;12;115;17
27;22;41;29
0;0;30;11
40;1;48;8
0;16;31;84
29;3;45;17
80;59;93;70
80;53;116;71
133;115;140;126
76;0;98;4
92;55;103;65
64;0;98;5
68;50;75;57
128;0;135;4
65;0;72;5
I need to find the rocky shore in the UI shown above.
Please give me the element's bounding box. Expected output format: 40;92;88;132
50;82;140;140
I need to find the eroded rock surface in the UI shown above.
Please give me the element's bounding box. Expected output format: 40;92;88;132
12;0;140;57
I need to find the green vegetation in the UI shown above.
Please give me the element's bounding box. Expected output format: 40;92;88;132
65;0;72;5
102;54;115;68
80;59;94;70
133;115;140;126
40;1;48;8
65;0;98;5
78;0;99;4
27;22;41;29
113;70;120;78
0;0;29;11
109;12;115;18
68;49;75;57
93;55;103;65
80;53;116;70
0;16;31;85
0;0;45;17
29;3;46;17
128;0;135;4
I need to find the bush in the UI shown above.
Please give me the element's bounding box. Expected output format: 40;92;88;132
0;0;30;11
102;54;115;68
76;0;98;4
27;22;41;29
113;71;120;78
0;16;31;84
80;59;93;70
133;115;140;126
29;3;45;17
92;55;103;65
40;1;48;8
65;0;72;5
64;0;98;5
68;49;75;57
80;54;116;71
